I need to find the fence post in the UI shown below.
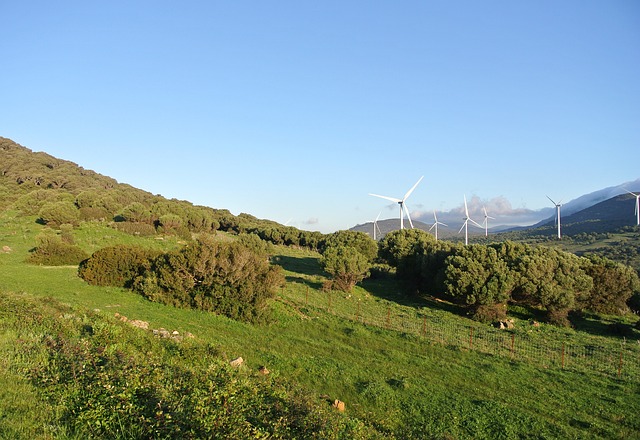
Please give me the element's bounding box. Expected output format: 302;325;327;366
510;333;515;359
618;347;624;379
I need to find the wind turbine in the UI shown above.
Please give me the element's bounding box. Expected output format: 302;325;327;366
482;206;495;237
372;212;382;240
547;196;562;239
429;210;447;241
458;195;482;245
625;189;640;226
369;176;424;230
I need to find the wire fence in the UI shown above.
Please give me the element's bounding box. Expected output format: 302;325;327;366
279;284;640;380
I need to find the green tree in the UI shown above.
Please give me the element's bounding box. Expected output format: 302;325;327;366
78;245;161;288
321;230;378;263
27;233;88;266
580;255;640;314
134;235;284;323
320;245;370;292
443;245;516;321
515;248;592;326
119;202;152;224
38;200;80;227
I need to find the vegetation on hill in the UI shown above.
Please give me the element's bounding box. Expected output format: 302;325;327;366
2;136;640;438
379;229;640;325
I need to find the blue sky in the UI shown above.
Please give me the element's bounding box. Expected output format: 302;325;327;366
2;1;639;233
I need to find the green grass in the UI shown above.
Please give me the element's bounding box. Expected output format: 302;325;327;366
1;211;640;439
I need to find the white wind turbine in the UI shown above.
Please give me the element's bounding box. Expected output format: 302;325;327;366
625;189;640;226
482;206;495;237
429;210;447;241
369;176;424;230
372;212;382;240
547;196;562;239
458;195;482;245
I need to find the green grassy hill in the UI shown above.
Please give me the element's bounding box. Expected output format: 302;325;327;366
1;211;640;439
2;137;640;438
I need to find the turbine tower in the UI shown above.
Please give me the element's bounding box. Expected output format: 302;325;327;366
482;206;495;237
429;210;447;241
625;189;640;226
547;196;562;239
458;195;481;245
372;212;382;240
369;176;424;230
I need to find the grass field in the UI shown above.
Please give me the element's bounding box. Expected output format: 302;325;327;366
1;211;640;439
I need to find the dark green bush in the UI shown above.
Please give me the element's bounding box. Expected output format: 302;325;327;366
134;235;285;323
38;200;80;227
78;245;161;288
27;234;88;266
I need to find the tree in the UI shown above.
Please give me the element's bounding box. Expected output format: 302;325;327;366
134;235;285;323
580;255;640;314
443;245;516;322
515;248;592;326
119;202;152;224
78;245;161;288
38;200;80;227
321;230;378;263
320;245;370;292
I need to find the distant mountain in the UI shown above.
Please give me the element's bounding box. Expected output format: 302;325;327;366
554;179;640;218
350;218;463;241
352;192;640;240
527;193;639;236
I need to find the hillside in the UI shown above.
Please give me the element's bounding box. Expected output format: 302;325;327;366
2;136;640;438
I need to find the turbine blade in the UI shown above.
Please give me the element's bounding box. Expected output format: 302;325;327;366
546;195;557;205
458;220;467;234
403;176;424;201
469;218;483;228
404;204;415;229
369;193;402;203
464;195;469;216
624;189;639;196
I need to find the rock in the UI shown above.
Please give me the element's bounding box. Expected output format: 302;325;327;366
333;400;345;412
230;357;244;368
172;330;180;336
2;245;11;253
531;320;540;327
153;328;170;338
129;320;149;330
185;332;196;339
258;366;270;375
114;313;128;322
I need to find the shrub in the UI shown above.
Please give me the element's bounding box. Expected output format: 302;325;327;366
320;245;370;292
27;234;88;266
134;236;285;323
580;255;640;315
78;245;161;288
38;200;80;227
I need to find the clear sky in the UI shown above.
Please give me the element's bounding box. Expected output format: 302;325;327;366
2;1;639;233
